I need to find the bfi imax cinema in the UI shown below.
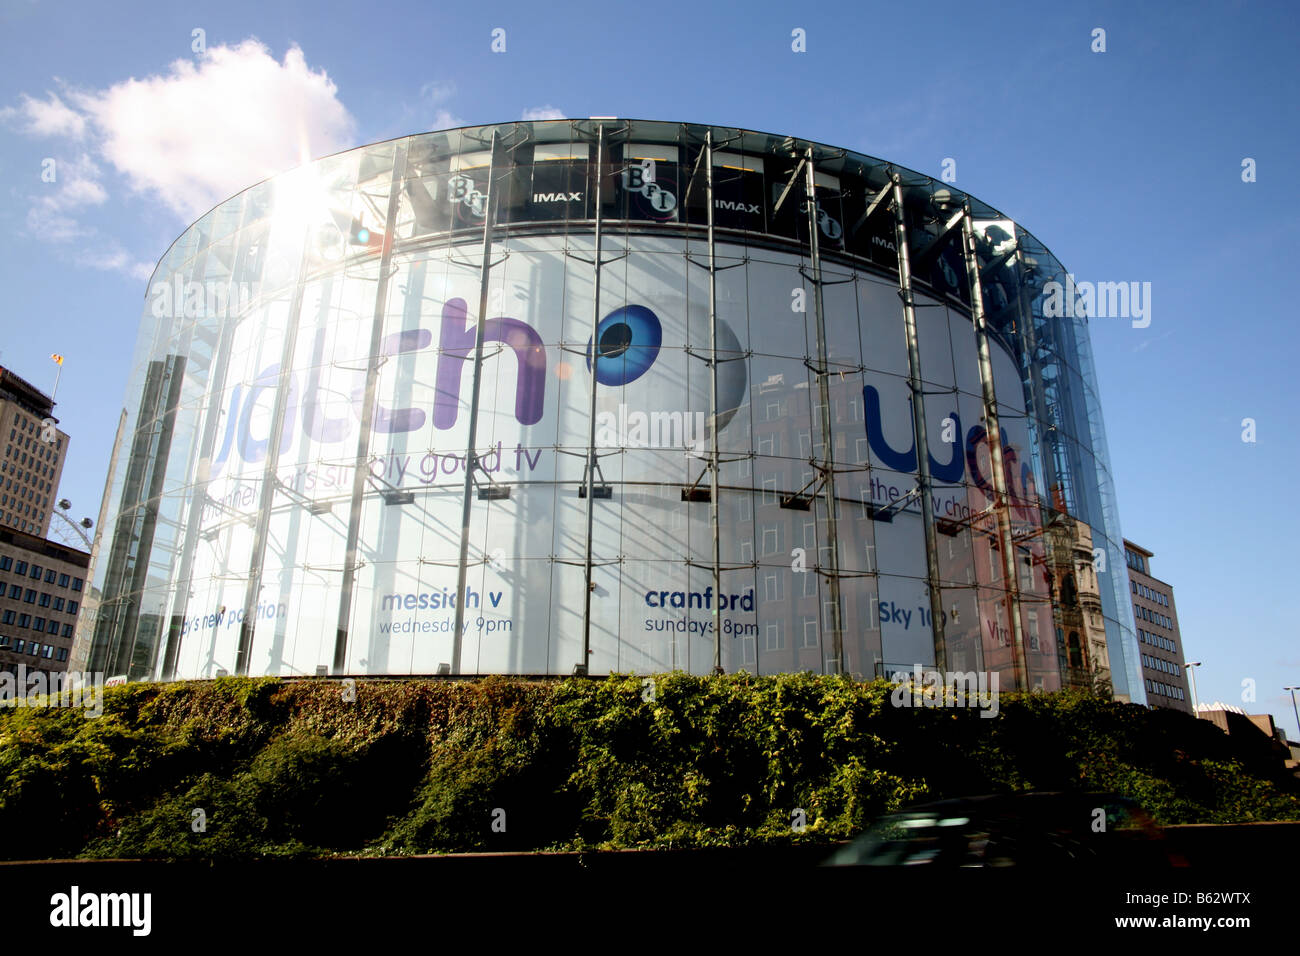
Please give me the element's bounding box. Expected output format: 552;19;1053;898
74;118;1143;702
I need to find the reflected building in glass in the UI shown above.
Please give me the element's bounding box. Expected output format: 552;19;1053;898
72;119;1144;701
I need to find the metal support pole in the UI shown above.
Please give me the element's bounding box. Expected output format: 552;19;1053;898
235;237;313;675
804;148;844;674
332;144;407;674
705;131;724;673
1011;242;1083;685
961;206;1027;691
1012;244;1060;497
891;174;947;673
161;315;237;679
578;125;606;674
451;130;501;674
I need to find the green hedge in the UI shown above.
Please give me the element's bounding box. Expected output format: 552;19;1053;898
0;674;1295;860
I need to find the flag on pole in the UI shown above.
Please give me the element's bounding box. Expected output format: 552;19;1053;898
51;354;63;365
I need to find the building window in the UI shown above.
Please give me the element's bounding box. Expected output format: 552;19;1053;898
0;556;9;571
764;622;784;651
14;639;24;654
801;571;818;598
57;648;67;662
62;624;73;638
29;564;41;579
801;618;818;649
24;589;35;604
72;577;83;592
38;593;50;607
58;573;68;587
14;561;27;575
44;569;55;584
46;619;58;634
67;600;78;614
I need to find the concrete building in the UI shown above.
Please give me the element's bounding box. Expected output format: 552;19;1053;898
0;527;89;680
1125;539;1189;712
1196;702;1295;769
0;365;69;538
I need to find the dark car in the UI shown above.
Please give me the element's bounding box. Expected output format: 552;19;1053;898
824;791;1181;867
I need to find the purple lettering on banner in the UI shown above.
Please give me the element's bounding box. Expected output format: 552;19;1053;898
861;385;964;483
964;424;992;495
863;384;915;473
863;382;1041;517
434;297;546;429
303;329;352;444
368;328;433;433
964;423;1017;503
238;365;298;465
1001;445;1035;520
929;412;964;484
210;383;242;478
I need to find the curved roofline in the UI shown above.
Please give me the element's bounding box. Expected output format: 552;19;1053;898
142;117;1057;293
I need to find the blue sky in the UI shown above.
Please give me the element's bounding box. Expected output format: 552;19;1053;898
1;0;1296;731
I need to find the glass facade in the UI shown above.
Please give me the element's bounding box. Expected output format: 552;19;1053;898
73;119;1143;701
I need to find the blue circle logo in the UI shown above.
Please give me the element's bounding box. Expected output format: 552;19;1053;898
586;304;662;386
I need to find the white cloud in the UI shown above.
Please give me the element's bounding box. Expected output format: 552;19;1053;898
69;40;356;220
3;39;355;280
0;91;87;139
76;245;154;280
25;153;107;243
521;105;566;121
25;209;88;243
431;108;463;131
420;81;455;105
416;80;462;131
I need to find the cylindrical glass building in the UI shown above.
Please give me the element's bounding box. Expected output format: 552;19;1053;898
73;119;1142;700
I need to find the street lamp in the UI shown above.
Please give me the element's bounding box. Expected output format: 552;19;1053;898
1185;662;1202;714
1285;686;1300;743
